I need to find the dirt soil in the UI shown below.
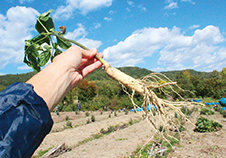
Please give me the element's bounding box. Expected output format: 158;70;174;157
33;110;226;158
172;112;226;158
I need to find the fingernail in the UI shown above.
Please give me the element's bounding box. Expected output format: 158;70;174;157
90;48;97;53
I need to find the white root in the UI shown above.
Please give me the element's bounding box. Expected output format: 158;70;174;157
104;63;202;153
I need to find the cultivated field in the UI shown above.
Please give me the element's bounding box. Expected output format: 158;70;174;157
32;109;226;158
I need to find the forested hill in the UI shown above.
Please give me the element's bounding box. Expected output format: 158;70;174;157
0;66;211;88
85;66;154;81
161;69;212;81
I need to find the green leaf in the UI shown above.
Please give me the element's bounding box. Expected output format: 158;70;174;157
57;36;71;49
31;35;50;45
23;55;31;66
35;9;55;33
44;45;52;50
57;36;71;50
35;17;55;33
39;50;51;67
38;9;53;22
51;44;62;62
25;41;39;58
28;53;40;72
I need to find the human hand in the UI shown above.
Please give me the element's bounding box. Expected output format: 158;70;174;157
53;46;104;87
26;46;103;111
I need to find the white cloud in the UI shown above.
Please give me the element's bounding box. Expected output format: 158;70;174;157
181;0;195;5
94;23;101;29
65;24;102;49
19;0;34;4
164;2;178;9
189;24;200;30
104;17;112;21
138;5;147;11
103;25;226;72
0;6;39;70
54;0;113;19
127;0;134;6
109;10;116;14
126;8;131;12
17;65;32;70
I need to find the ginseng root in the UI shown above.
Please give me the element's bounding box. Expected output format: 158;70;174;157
101;59;200;152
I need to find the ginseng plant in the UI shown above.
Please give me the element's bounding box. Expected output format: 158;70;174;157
24;9;200;151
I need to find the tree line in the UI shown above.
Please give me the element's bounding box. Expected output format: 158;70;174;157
59;67;226;111
0;67;225;111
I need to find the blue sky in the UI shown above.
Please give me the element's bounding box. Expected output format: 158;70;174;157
1;0;226;75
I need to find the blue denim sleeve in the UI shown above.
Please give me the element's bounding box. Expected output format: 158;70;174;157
0;82;53;158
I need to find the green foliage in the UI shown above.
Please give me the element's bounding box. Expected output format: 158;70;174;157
77;80;97;102
85;111;90;117
75;111;79;115
107;126;115;134
100;128;105;134
222;111;226;118
37;148;52;157
65;115;69;121
214;105;222;113
200;108;215;115
0;85;6;92
129;118;134;125
180;106;193;116
0;72;35;88
194;117;222;132
159;125;165;132
24;9;72;72
86;118;91;124
66;120;72;128
91;115;95;122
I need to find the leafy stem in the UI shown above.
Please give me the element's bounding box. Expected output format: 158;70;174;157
24;9;107;72
49;32;107;65
37;18;50;34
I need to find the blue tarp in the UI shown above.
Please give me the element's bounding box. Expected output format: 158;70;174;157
219;98;226;107
146;105;157;111
130;107;144;112
194;99;202;103
130;105;157;112
222;107;226;111
205;102;215;106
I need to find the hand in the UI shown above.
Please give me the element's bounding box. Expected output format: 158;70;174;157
53;46;104;87
26;46;104;111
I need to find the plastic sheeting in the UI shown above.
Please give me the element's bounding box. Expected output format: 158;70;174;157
219;98;226;107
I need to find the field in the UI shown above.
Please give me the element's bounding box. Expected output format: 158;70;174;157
32;108;226;158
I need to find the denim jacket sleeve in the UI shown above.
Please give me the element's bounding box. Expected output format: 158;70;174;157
0;82;53;158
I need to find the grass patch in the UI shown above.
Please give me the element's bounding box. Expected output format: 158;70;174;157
32;147;52;158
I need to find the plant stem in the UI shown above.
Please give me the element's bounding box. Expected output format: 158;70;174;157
37;19;50;33
51;32;108;66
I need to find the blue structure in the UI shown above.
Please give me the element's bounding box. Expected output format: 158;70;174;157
219;98;226;107
146;105;157;111
194;99;202;103
205;102;215;106
130;105;157;112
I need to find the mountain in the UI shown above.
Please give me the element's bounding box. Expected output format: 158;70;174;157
0;67;211;89
161;69;211;81
85;66;153;81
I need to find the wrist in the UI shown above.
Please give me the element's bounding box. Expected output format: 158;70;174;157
26;62;75;111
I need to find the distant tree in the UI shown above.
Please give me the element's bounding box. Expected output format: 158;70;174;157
175;71;195;98
77;79;97;102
